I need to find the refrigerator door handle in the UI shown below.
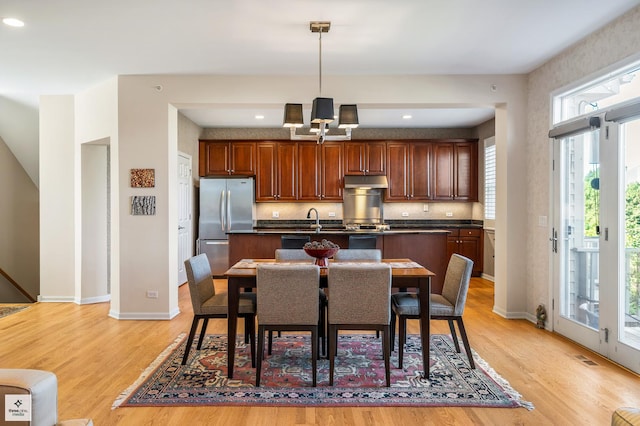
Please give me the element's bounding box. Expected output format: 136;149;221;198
220;190;226;231
227;189;232;231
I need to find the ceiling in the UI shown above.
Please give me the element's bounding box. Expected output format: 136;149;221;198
1;0;639;131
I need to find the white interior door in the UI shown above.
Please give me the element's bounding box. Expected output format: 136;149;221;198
177;152;193;286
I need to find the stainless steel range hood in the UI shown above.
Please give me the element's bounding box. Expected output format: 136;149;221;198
343;175;388;189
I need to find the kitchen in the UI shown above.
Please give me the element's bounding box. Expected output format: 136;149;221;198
194;135;492;293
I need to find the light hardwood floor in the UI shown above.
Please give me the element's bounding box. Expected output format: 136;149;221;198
1;278;638;425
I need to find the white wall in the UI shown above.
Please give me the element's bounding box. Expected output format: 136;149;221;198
39;95;76;301
527;6;640;320
0;96;39;186
0;135;39;302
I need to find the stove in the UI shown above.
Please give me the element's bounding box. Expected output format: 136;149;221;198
344;223;389;231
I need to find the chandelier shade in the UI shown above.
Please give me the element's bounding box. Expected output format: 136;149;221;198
338;104;359;128
283;103;304;127
311;97;335;123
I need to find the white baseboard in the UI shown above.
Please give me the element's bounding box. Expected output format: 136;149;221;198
109;307;181;320
481;273;495;282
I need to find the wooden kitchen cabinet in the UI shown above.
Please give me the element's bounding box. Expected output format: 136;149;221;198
445;228;483;276
255;142;297;201
344;141;386;175
432;140;478;201
198;140;256;176
298;142;343;201
385;141;431;201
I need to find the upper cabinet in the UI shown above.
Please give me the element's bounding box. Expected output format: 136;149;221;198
200;138;477;203
255;142;297;201
199;140;256;176
432;140;478;201
386;142;432;201
297;142;344;201
344;141;386;175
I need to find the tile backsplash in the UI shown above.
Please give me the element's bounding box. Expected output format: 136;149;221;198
255;202;482;222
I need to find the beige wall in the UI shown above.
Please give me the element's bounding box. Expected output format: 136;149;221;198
527;6;640;319
0;135;39;302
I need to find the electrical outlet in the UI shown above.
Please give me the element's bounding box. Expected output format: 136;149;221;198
402;212;409;217
328;212;336;217
423;204;429;212
146;290;159;299
272;211;279;218
446;212;453;217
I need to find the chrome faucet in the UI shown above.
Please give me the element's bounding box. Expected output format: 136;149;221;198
307;208;322;233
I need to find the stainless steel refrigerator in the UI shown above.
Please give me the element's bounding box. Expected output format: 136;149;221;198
197;178;254;276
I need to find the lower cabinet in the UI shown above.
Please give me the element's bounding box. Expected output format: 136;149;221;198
445;228;483;276
229;232;449;293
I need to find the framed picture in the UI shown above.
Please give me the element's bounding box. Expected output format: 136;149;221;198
131;196;156;215
130;168;155;188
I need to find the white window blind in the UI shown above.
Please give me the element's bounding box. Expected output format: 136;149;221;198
484;137;496;220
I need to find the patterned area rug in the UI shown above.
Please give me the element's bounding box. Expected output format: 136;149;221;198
0;305;29;319
113;333;533;409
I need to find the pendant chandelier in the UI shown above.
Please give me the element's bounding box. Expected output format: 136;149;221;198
283;21;359;143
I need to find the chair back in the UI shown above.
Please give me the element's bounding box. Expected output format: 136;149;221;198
442;254;474;316
281;235;311;249
275;248;314;262
184;253;216;316
257;264;320;325
328;263;391;325
348;235;377;249
333;249;382;262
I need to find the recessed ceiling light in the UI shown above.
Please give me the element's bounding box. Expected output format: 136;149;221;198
255;115;264;120
2;17;25;27
402;114;412;120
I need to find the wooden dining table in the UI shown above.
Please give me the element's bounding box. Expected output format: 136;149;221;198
224;258;435;380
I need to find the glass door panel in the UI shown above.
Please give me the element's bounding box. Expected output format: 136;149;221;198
619;118;640;354
555;129;602;352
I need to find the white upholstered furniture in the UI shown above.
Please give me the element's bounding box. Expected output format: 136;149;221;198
0;369;93;426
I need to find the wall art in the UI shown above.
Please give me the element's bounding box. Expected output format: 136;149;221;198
131;196;156;215
130;168;155;188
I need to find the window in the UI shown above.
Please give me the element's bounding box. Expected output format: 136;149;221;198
484;137;496;220
553;61;640;125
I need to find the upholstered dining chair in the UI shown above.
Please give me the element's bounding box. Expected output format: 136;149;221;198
327;263;392;386
256;263;320;386
333;248;383;338
333;248;382;262
182;253;256;367
391;253;475;369
348;234;377;249
281;235;311;249
274;249;328;356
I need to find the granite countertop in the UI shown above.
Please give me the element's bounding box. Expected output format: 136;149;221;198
236;219;484;235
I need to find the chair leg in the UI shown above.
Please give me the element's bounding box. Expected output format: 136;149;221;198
181;317;200;365
448;319;461;353
382;325;391;387
311;327;318;387
398;315;407;369
256;325;266;386
455;317;476;369
196;317;209;350
328;325;337;386
268;331;273;355
390;312;396;352
246;315;256;368
319;302;326;357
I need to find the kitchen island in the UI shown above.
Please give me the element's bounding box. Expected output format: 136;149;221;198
228;227;453;292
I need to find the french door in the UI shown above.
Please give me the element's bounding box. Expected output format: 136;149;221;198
552;113;640;374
